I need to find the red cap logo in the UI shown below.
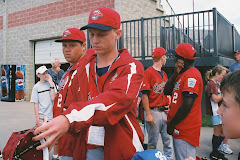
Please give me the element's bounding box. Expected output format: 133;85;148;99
90;10;103;20
55;28;86;43
63;30;71;37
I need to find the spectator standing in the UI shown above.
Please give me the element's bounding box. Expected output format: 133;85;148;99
48;58;64;89
164;43;203;160
30;65;56;126
205;65;230;160
229;50;240;72
141;47;173;160
53;27;89;160
33;7;144;160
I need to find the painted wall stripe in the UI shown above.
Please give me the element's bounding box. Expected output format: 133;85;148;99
7;0;114;28
0;16;3;30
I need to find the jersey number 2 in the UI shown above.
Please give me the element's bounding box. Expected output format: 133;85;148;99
172;92;178;104
57;94;62;108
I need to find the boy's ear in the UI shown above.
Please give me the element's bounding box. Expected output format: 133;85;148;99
82;42;86;53
115;29;122;40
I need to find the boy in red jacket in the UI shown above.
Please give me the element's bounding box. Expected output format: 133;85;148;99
53;27;88;160
34;7;144;160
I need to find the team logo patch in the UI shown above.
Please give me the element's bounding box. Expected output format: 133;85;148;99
173;79;181;92
63;29;71;37
152;54;156;59
90;10;103;20
188;78;196;88
153;82;166;94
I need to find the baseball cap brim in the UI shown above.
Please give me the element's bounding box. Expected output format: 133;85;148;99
80;23;114;31
55;39;84;43
36;66;48;75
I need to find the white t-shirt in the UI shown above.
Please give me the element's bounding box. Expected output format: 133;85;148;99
30;81;54;121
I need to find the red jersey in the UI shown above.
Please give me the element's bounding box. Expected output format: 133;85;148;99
63;49;144;160
52;49;94;157
167;67;203;147
141;66;169;107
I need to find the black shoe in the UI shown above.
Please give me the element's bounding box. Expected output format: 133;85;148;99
218;152;228;160
0;150;2;158
210;152;228;160
210;152;218;160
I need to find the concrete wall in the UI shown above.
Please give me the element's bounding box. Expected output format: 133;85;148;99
0;0;165;101
120;0;164;20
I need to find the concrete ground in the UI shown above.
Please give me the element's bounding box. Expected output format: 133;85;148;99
0;101;239;160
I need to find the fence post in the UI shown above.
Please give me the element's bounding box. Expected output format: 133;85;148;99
232;24;235;53
119;28;124;49
141;17;145;60
172;24;176;48
213;8;218;57
87;31;91;49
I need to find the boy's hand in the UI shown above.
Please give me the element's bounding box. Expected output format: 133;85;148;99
47;74;54;86
146;113;155;125
32;115;70;150
175;59;184;74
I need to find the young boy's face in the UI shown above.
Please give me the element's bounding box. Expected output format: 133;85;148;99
62;41;86;65
88;28;122;55
217;91;240;139
37;71;49;80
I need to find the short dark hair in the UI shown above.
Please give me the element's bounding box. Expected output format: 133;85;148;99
220;70;240;105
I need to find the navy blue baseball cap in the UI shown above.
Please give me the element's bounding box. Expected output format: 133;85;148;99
166;49;176;55
132;149;169;160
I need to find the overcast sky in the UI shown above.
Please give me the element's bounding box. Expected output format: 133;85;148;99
162;0;240;32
